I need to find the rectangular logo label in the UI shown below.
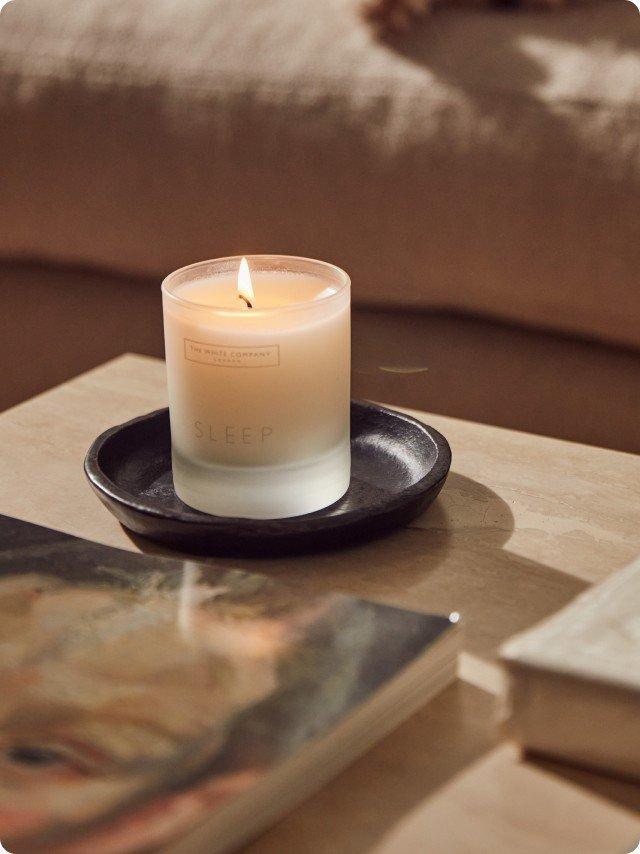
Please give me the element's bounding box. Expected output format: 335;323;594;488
184;339;280;368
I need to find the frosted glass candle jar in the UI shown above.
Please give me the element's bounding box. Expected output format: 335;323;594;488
162;255;351;519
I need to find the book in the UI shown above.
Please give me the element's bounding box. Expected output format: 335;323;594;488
0;515;459;853
500;557;640;781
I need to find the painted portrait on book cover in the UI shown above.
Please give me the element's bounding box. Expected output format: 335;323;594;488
0;518;431;853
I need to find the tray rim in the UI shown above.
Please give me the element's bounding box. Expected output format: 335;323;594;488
84;401;452;533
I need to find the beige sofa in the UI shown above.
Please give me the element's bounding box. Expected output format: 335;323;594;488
1;0;639;451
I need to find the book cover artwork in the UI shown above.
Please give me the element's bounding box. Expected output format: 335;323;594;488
0;516;451;853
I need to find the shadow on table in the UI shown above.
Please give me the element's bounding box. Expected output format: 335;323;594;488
529;755;640;817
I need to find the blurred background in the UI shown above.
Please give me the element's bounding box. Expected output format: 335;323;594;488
1;0;639;451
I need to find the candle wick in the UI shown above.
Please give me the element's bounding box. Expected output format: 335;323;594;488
238;294;253;309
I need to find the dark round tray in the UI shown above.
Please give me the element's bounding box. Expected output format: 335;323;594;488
84;403;451;556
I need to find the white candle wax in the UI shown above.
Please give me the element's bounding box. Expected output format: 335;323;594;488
162;256;351;519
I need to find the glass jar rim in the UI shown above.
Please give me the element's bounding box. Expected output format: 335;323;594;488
161;254;350;316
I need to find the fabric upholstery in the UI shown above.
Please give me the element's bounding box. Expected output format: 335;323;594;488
1;0;639;348
2;262;639;454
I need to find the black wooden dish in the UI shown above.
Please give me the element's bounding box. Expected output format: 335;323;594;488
84;403;451;556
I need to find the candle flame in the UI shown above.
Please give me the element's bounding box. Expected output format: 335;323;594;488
237;257;255;307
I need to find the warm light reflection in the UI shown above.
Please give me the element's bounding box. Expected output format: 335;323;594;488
178;562;200;638
237;257;255;308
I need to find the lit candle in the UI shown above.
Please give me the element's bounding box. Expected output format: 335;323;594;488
162;255;351;519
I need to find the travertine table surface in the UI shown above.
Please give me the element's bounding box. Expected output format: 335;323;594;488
1;354;640;854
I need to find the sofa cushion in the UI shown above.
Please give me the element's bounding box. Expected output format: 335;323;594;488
1;0;639;348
